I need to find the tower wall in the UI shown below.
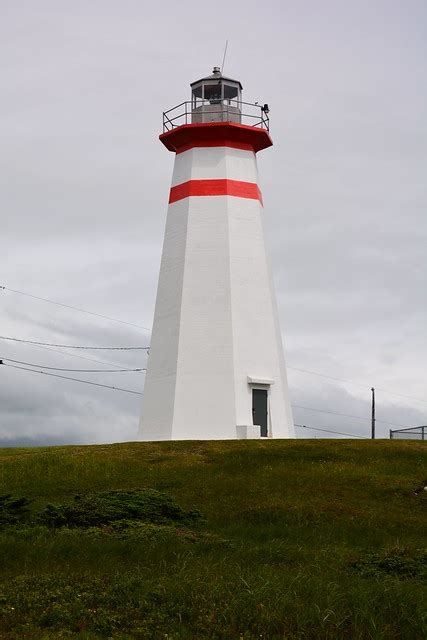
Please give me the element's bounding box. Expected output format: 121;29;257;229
140;141;294;440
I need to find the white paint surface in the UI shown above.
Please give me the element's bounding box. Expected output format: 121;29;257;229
139;144;295;440
171;147;258;186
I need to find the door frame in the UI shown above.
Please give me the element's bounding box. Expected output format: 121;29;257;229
248;378;273;438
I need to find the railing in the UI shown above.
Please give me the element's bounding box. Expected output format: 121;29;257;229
390;425;426;440
162;99;270;133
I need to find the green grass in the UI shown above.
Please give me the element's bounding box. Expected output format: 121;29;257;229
0;439;425;639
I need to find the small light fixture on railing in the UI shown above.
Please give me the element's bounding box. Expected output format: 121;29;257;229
261;103;270;114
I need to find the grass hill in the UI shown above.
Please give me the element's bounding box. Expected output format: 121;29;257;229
0;439;425;639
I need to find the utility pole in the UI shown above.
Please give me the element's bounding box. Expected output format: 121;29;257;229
371;387;376;439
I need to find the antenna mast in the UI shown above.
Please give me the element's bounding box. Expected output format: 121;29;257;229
221;40;228;73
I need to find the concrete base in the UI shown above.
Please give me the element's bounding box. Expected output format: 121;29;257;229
236;425;260;440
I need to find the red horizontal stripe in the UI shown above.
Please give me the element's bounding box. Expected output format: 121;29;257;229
169;179;263;205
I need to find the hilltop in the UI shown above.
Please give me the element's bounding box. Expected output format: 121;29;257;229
0;439;426;639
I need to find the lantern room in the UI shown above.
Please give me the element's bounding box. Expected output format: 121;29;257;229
191;66;242;124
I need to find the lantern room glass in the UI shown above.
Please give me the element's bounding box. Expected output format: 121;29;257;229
191;81;241;108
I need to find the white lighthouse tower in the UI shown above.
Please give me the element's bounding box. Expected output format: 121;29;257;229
139;67;294;440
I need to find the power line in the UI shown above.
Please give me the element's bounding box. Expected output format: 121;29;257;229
0;357;146;373
294;423;368;439
2;283;425;413
3;338;147;372
0;285;151;332
288;366;368;390
2;337;422;421
1;280;425;408
288;365;427;407
0;336;149;351
1;362;144;396
2;286;425;407
0;360;414;429
0;355;378;436
291;404;411;429
374;386;427;407
13;342;147;371
292;403;367;422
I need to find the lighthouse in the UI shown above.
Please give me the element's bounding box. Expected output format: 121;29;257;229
139;67;294;440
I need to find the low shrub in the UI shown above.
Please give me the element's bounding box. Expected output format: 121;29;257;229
0;494;31;527
349;546;427;579
38;489;202;529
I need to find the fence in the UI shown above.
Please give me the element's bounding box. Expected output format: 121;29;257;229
390;426;426;440
163;100;270;133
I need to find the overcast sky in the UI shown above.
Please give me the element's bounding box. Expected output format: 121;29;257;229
1;0;426;445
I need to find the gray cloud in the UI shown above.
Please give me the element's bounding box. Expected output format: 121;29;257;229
1;0;426;444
